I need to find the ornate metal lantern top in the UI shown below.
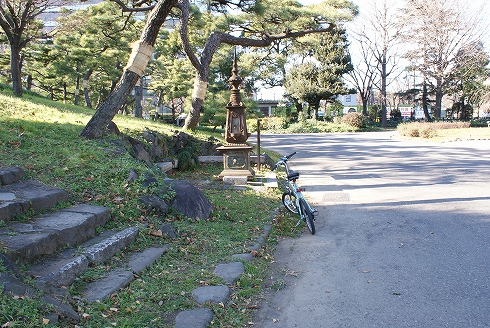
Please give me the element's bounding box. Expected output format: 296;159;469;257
227;50;244;108
224;48;250;144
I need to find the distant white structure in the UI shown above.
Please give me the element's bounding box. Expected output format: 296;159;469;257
336;93;357;114
256;100;278;116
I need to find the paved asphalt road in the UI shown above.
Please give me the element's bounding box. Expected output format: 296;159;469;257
250;131;490;328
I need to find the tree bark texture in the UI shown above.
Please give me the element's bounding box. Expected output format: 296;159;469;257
10;45;23;96
80;0;178;139
134;80;143;118
83;69;93;108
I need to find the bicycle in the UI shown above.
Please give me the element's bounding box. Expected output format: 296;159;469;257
271;152;317;235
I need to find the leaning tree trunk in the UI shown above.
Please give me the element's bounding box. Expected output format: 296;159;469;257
183;71;209;130
177;0;336;131
293;99;303;113
80;0;178;139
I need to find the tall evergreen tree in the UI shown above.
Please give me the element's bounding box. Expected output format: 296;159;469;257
284;27;353;118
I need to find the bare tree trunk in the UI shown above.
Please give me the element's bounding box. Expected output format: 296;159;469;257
381;53;387;127
75;74;80;105
83;69;93;108
434;78;443;118
26;74;32;91
134;78;143;118
422;79;431;120
362;99;368;116
10;45;23;97
80;0;178;139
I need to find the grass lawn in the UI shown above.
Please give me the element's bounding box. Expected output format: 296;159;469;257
0;91;303;327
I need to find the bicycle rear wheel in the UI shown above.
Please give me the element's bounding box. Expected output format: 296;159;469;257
299;198;315;235
282;191;298;214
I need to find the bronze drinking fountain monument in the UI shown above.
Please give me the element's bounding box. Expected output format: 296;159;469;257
217;50;254;181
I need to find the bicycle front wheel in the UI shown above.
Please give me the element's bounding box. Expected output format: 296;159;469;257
299;198;315;235
282;191;298;214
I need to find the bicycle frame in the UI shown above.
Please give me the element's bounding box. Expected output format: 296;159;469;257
272;152;317;234
285;178;311;228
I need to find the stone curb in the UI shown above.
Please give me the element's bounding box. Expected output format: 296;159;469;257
82;246;168;302
83;269;134;302
83;226;139;264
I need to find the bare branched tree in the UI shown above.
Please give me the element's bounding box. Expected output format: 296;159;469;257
399;0;489;119
347;30;376;116
351;0;402;127
0;0;64;96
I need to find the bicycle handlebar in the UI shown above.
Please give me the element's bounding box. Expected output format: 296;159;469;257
271;152;297;171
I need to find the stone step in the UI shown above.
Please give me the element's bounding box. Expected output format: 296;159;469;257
0;180;68;222
82;246;167;302
26;226;139;288
0;167;25;186
0;204;111;265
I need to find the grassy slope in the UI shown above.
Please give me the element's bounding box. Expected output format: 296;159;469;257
0;92;299;327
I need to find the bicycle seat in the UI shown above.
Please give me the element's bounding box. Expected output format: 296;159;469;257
287;171;300;181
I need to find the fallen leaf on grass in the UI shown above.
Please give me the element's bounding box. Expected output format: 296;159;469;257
149;230;163;237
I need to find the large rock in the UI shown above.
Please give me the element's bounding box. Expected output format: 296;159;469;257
165;179;213;220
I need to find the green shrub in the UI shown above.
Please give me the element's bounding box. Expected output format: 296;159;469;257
177;150;196;170
470;118;490;127
262;116;288;131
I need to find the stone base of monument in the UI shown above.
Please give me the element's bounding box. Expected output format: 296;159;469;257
222;176;248;185
216;144;254;180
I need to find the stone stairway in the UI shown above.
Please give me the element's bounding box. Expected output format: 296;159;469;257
0;167;166;324
1;166;276;326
